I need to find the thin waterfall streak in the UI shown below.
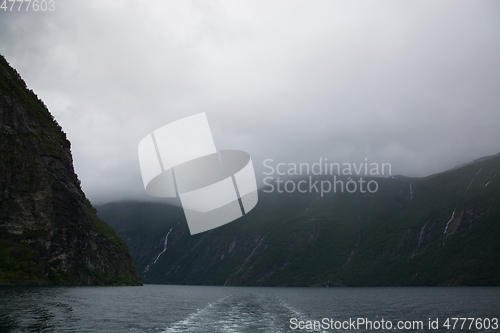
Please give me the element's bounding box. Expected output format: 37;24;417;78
154;228;173;264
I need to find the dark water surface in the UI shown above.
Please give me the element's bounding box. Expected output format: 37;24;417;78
0;285;498;332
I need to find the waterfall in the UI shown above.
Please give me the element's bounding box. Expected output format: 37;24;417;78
443;209;456;235
465;168;482;193
144;227;173;274
153;228;173;264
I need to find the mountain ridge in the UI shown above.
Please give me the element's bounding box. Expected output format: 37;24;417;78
98;153;500;286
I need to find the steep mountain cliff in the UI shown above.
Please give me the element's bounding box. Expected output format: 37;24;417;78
98;154;500;287
0;55;141;285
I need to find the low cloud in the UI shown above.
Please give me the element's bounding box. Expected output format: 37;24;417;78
1;0;498;204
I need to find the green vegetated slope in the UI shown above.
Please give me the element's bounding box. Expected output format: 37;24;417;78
0;55;141;285
98;154;500;286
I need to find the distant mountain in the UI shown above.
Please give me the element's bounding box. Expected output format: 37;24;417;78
97;153;500;286
0;55;141;285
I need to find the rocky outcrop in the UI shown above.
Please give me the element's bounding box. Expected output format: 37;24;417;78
0;55;141;285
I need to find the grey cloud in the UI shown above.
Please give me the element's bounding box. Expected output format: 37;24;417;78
0;0;498;204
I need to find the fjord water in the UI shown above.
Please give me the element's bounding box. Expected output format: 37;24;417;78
0;285;498;332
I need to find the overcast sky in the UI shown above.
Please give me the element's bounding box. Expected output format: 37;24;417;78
1;0;499;204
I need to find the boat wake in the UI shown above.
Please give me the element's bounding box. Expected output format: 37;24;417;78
162;292;325;333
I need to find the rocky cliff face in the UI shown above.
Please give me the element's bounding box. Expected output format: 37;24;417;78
0;55;141;285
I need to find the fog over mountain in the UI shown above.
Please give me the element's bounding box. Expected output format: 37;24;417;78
0;0;498;204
